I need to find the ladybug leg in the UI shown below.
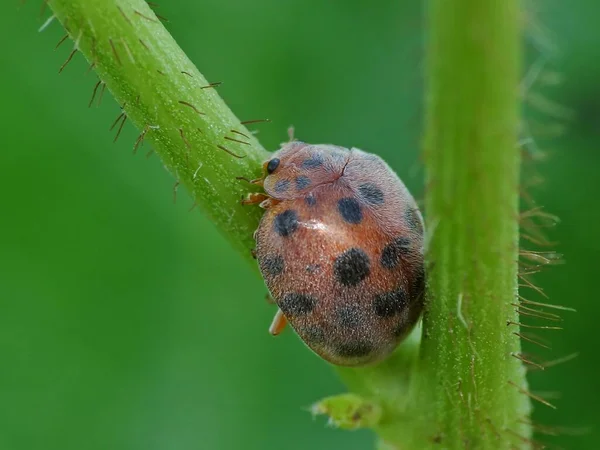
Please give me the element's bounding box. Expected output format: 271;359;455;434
241;193;279;209
241;192;269;206
265;293;275;304
269;308;287;336
258;198;277;209
235;176;264;187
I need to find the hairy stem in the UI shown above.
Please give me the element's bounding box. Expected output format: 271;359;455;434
416;0;532;447
48;0;269;261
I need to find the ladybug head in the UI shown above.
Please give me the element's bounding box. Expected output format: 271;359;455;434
262;142;349;199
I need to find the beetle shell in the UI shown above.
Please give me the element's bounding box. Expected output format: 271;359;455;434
254;142;425;367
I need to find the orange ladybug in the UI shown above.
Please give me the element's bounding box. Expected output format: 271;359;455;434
242;141;425;366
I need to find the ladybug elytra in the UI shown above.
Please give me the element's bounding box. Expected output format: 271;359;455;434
243;141;424;367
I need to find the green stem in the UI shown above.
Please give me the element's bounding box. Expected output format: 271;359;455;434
48;0;269;262
44;0;532;448
417;0;531;447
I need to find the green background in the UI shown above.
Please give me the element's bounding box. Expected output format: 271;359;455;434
1;1;598;449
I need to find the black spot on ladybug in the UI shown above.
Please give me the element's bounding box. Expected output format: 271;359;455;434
274;179;290;193
336;304;362;328
273;210;299;237
301;325;325;344
380;237;412;269
302;154;323;169
334;248;370;287
337;198;362;224
335;341;373;358
358;183;384;205
405;208;423;233
267;158;280;174
279;293;317;316
259;254;284;276
373;289;408;317
295;176;311;190
305;194;316;206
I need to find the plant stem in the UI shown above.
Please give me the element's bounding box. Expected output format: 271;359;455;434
417;0;532;447
48;0;269;262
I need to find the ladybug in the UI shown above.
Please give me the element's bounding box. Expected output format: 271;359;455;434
242;140;425;366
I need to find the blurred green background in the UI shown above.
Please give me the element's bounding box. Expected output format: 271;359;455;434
1;1;598;449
